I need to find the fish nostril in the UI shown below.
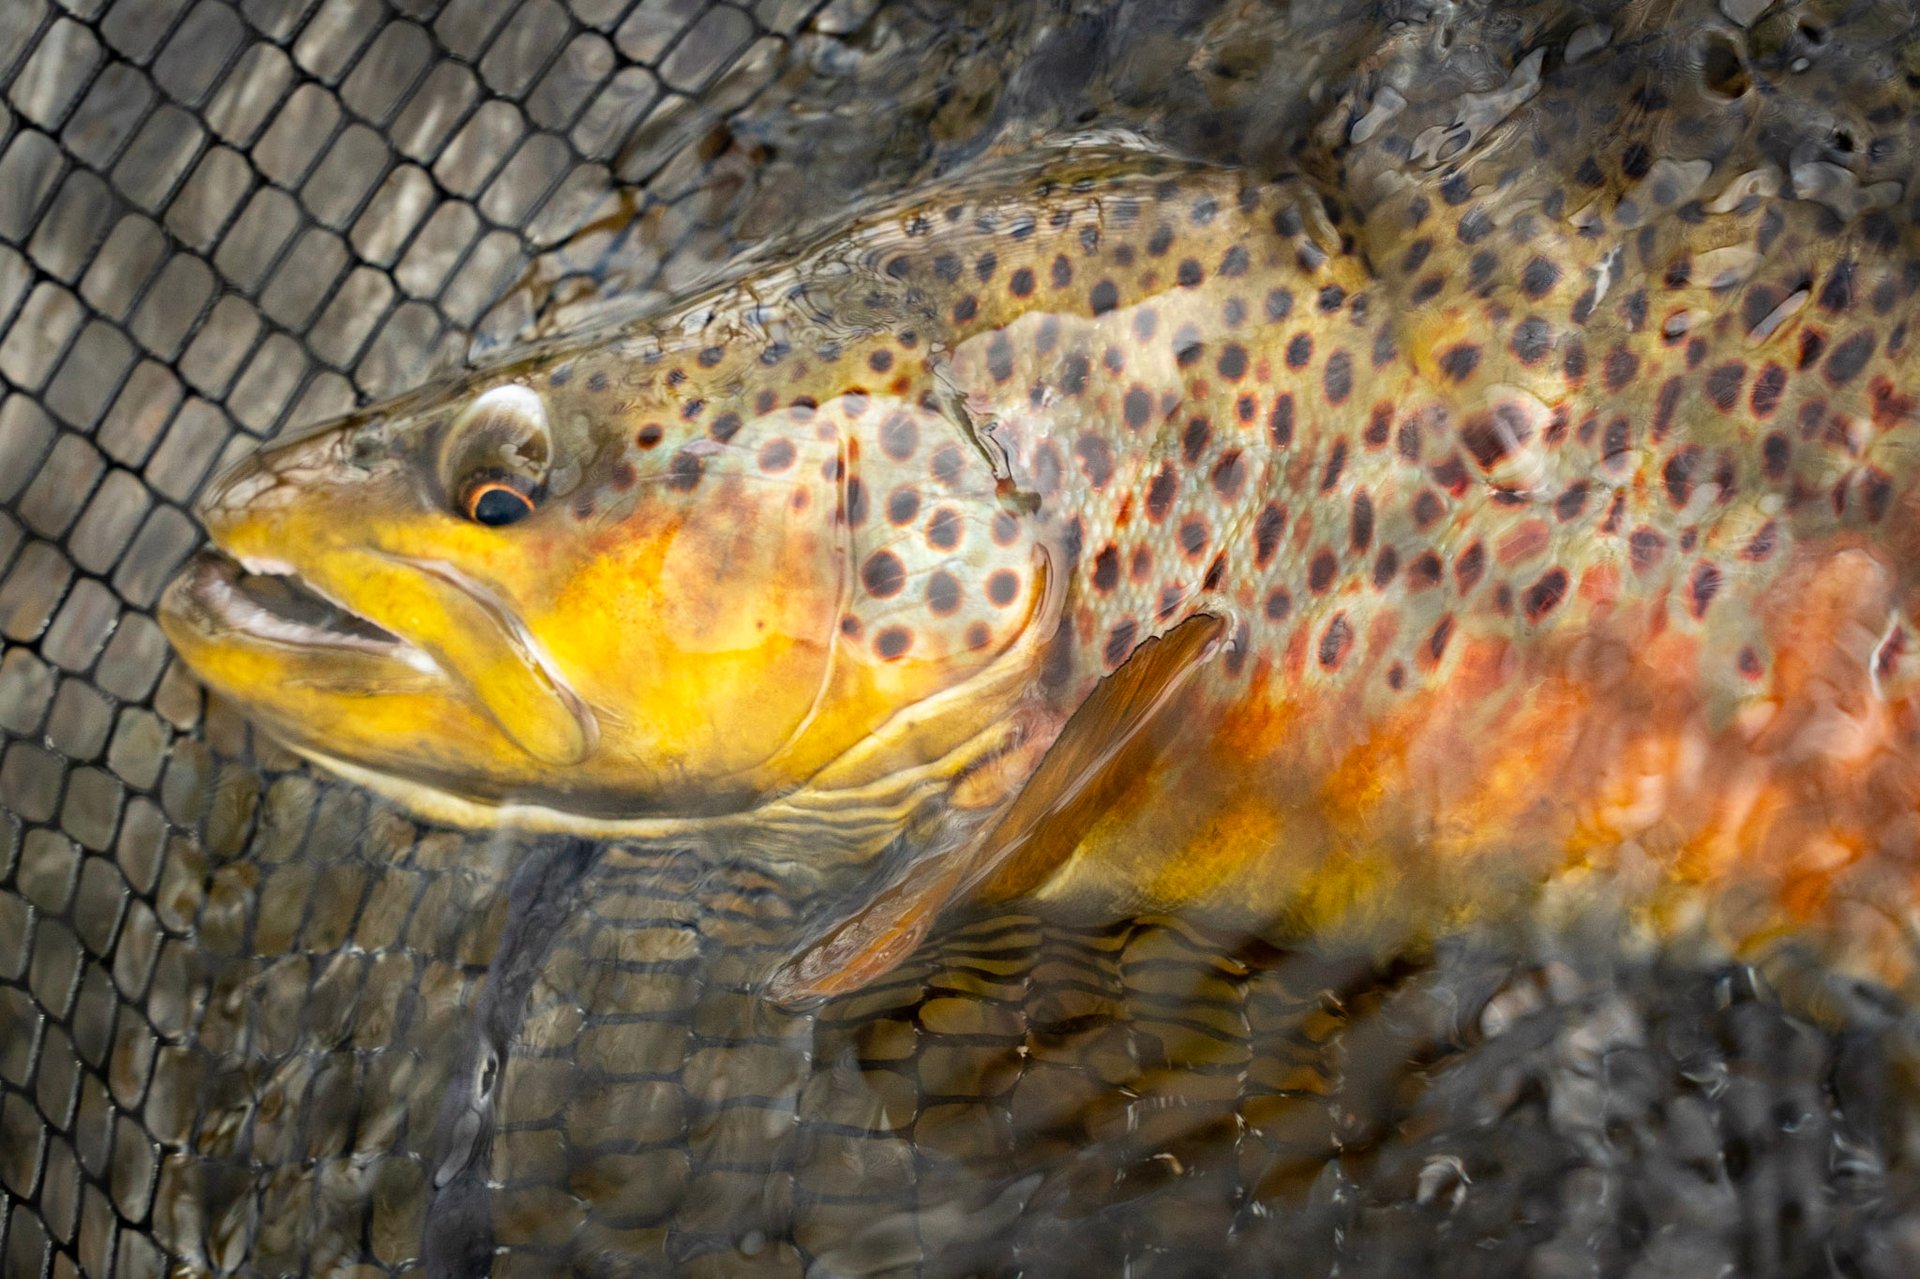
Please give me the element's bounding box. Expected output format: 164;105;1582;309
1700;33;1751;99
194;451;271;524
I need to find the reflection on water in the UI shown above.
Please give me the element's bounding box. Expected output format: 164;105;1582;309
11;0;1920;1274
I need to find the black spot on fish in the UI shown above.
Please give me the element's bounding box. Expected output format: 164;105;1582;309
1439;344;1480;382
1522;568;1568;622
1309;550;1337;592
1511;316;1551;364
1324;351;1353;404
1522;257;1560;299
668;450;703;491
1321;439;1347;490
1604;349;1639;390
1178;518;1209;557
1687;561;1721;618
1750;363;1785;417
1818;261;1856;312
1211;450;1247;500
1373;546;1399;589
986;333;1015;382
1663;446;1701;506
1076;435;1114;488
1554;482;1588;521
1267;393;1297;447
1762;432;1790;480
1825;331;1874;385
1705;363;1745;412
1173;326;1205;366
1182;416;1211;464
1797;328;1826;370
1455;542;1485;592
1147;465;1177;522
1318;614;1354;670
1254;503;1285;566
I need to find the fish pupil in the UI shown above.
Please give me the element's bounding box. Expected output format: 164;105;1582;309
470;485;534;526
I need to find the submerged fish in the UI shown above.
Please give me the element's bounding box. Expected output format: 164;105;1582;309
161;11;1920;996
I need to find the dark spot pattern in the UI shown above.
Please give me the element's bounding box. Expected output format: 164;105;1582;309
862;551;905;598
667;450;703;491
1318;614;1353;670
927;572;961;615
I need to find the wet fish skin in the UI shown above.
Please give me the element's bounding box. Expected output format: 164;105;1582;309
161;9;1920;986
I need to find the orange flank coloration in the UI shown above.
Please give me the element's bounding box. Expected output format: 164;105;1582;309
160;27;1920;998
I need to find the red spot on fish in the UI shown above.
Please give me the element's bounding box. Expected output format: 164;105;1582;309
1497;518;1550;566
1869;376;1915;429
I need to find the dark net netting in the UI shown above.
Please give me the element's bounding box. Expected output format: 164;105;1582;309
6;1;1920;1276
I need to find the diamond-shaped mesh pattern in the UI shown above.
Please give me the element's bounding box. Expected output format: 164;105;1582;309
7;1;1920;1276
0;3;1082;1272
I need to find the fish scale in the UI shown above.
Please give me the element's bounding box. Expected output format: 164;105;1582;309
162;10;1920;997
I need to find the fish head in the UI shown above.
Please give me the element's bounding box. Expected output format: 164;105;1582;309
159;340;1061;834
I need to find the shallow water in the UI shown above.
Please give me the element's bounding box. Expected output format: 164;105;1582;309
8;1;1920;1276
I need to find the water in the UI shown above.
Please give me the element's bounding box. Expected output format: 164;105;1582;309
7;2;1920;1276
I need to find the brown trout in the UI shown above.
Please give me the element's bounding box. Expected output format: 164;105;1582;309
160;12;1920;996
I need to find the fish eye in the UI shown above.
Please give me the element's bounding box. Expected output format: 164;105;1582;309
463;477;537;526
439;384;553;521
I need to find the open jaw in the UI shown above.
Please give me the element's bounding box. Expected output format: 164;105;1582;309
173;549;433;672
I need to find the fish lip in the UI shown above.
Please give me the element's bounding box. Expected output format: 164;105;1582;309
171;548;431;668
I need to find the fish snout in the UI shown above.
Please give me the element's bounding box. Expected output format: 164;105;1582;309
194;417;362;530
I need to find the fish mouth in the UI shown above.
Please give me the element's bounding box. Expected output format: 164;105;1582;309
170;549;428;668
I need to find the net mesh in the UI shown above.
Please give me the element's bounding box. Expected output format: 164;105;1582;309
5;2;1920;1276
0;3;1066;1272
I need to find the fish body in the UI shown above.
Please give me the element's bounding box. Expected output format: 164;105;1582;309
162;13;1920;988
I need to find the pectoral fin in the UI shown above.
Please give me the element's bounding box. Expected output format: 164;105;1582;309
767;613;1228;1002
